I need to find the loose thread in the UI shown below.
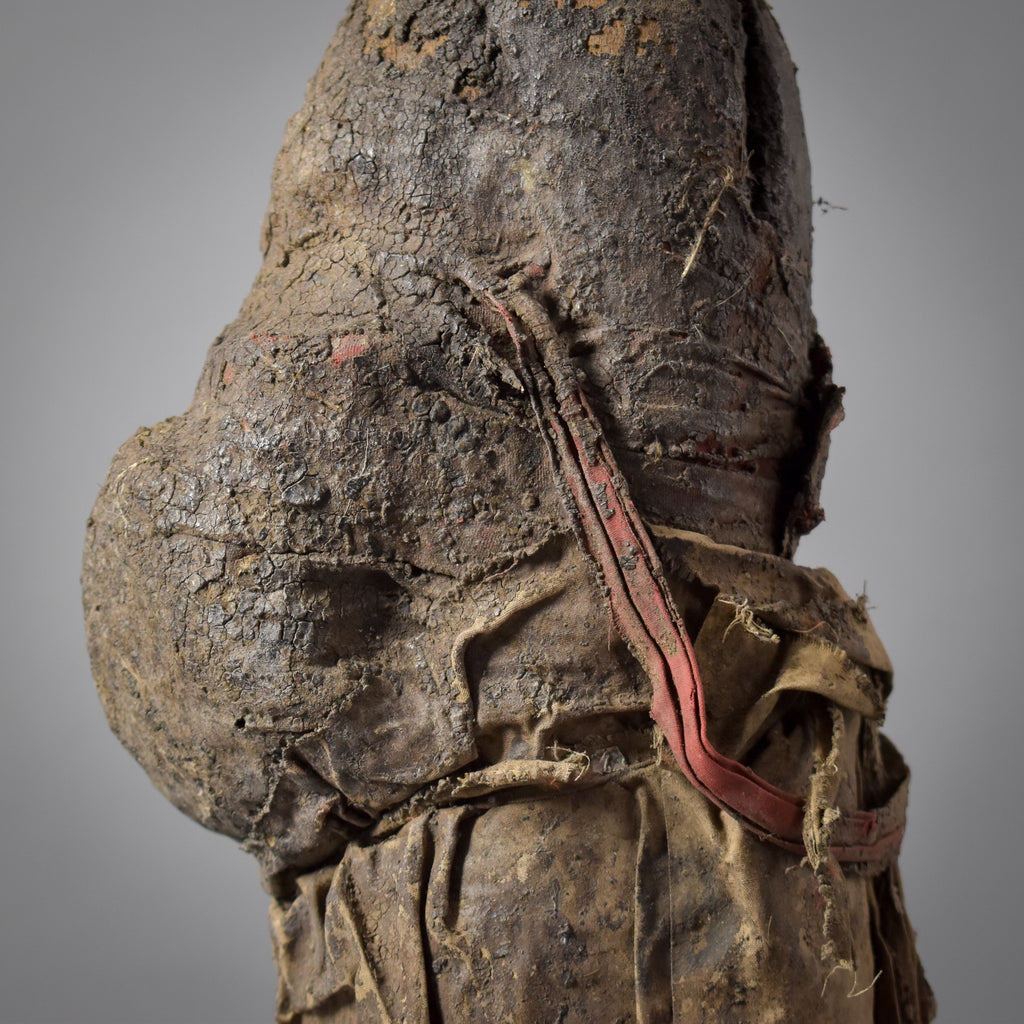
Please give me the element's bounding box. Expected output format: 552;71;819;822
668;167;736;280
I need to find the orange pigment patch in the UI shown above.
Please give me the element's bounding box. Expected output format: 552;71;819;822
583;16;674;62
587;20;626;56
222;362;235;385
366;29;449;71
636;18;661;54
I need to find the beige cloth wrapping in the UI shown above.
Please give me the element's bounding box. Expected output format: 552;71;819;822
253;531;929;1023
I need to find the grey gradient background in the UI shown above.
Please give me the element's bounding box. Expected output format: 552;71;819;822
1;1;1020;1021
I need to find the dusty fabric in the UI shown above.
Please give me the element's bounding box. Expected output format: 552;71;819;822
259;533;928;1023
82;0;934;1020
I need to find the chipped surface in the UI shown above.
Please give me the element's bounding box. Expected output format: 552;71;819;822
636;16;661;53
365;28;449;69
587;19;627;55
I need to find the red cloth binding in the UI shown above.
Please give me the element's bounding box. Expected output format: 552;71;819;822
485;285;904;864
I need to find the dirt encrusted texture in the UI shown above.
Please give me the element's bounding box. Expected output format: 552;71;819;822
83;1;934;1020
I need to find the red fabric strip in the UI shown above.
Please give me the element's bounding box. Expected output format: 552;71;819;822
486;286;904;864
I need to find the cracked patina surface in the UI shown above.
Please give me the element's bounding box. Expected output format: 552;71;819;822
84;1;933;1020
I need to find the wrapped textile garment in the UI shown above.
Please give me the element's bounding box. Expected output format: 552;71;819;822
83;0;934;1020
